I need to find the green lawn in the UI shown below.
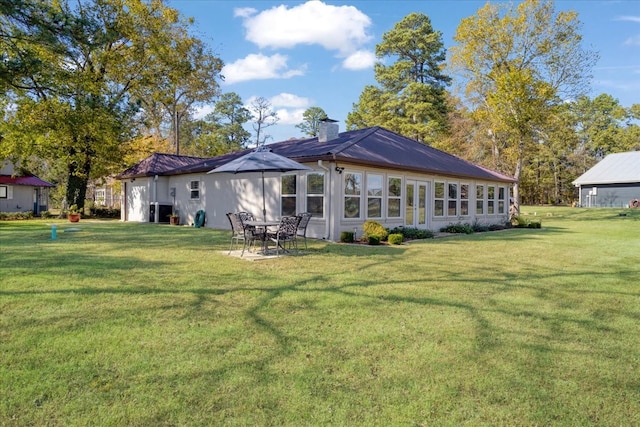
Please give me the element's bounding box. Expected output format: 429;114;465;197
1;207;639;426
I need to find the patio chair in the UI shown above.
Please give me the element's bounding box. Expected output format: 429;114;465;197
237;211;266;251
295;212;312;250
226;212;263;256
267;215;301;256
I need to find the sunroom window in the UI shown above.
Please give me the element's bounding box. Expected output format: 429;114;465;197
434;181;444;217
488;186;496;214
367;174;383;218
387;177;401;217
476;185;485;215
344;172;361;219
460;184;469;216
448;183;458;216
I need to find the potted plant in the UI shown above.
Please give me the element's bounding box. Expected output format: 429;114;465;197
170;213;180;225
68;205;81;223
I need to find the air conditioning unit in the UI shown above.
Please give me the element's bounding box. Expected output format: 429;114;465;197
149;202;173;223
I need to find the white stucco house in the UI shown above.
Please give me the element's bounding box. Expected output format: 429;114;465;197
573;151;640;208
117;122;515;241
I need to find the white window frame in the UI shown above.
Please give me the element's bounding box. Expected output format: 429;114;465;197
0;186;7;199
476;184;485;215
281;174;297;216
343;172;362;219
366;173;383;219
448;182;458;217
306;172;324;218
387;176;402;218
460;183;470;216
498;186;506;214
189;180;200;200
488;185;496;215
434;181;445;217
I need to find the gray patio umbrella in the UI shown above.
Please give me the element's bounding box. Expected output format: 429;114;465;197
207;147;313;221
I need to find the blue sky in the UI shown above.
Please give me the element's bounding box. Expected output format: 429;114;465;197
168;0;640;143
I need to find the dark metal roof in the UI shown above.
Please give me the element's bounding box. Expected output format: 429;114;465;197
118;127;515;183
116;153;207;179
0;174;55;187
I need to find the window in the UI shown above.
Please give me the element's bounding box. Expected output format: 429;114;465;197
387;177;401;217
95;189;106;206
460;184;469;216
306;172;324;217
488;186;495;214
367;174;383;218
190;181;200;200
448;183;458;216
476;185;485;215
281;174;297;216
0;186;7;199
498;187;506;214
434;181;444;216
344;172;361;218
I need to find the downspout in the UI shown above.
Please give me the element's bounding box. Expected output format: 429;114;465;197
317;160;331;240
153;175;158;202
153;174;159;223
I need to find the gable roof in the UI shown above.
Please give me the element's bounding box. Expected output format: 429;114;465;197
573;151;640;186
118;126;515;183
116;153;207;179
0;174;54;187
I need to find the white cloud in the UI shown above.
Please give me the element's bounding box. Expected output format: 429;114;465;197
239;1;372;56
243;94;311;125
616;15;640;23
274;108;306;125
222;53;306;84
192;104;214;120
624;35;640;46
342;50;376;70
234;7;256;18
270;93;311;108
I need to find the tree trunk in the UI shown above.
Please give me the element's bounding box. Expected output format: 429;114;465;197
512;156;523;216
65;155;92;211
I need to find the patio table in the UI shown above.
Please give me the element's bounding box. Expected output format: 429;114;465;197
244;220;280;253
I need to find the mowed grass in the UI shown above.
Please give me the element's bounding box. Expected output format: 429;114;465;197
1;207;639;426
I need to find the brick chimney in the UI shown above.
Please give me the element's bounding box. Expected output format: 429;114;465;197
318;118;339;142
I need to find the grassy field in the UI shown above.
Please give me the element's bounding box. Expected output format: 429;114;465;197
1;207;639;426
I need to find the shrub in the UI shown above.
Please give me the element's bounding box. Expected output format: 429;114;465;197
440;223;474;234
472;221;489;232
0;211;34;220
40;211;53;218
362;220;388;241
90;207;121;218
388;226;434;240
388;233;403;245
340;231;354;243
511;216;542;229
367;236;380;245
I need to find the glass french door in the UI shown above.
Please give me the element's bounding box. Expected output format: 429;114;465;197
405;180;429;228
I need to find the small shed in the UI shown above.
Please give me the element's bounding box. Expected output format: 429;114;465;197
0;162;55;214
573;151;640;207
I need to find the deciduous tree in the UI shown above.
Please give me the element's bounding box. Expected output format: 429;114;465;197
249;97;278;148
0;0;223;209
449;0;597;213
